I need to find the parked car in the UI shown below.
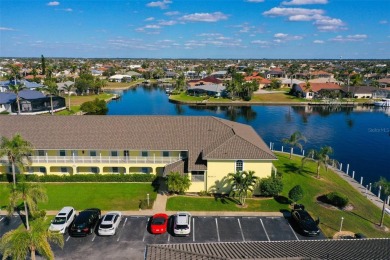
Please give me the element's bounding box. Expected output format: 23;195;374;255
291;204;320;237
173;212;191;236
150;213;169;234
98;211;122;236
49;206;76;234
69;208;101;237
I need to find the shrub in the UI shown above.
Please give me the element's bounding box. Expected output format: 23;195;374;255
259;177;283;197
166;171;191;194
198;190;210;196
325;192;349;208
288;185;304;204
139;199;154;210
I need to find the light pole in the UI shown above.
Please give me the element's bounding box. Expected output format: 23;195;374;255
339;217;344;232
147;193;150;207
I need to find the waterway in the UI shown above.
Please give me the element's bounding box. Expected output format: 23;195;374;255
107;85;390;186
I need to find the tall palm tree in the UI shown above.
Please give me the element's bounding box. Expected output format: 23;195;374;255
42;81;59;115
0;217;64;260
8;83;26;115
228;170;258;206
282;131;307;159
0;134;33;188
287;63;299;88
374;177;390;227
62;83;74;110
8;181;48;230
302;146;333;179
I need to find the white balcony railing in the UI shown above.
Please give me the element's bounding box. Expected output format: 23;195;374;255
1;155;182;165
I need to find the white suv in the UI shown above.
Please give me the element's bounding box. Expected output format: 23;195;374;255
173;212;191;236
49;206;76;234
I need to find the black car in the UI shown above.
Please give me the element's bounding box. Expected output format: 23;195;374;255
291;204;320;237
69;208;101;236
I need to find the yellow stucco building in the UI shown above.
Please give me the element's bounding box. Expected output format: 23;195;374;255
0;116;276;194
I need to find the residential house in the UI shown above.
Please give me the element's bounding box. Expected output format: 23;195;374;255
378;78;390;88
292;83;342;99
0;116;276;194
187;76;224;88
244;72;271;89
210;71;228;79
341;86;390;99
264;69;285;79
0;89;66;114
187;84;226;98
57;81;76;95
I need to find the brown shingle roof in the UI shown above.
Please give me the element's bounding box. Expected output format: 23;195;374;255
0;116;276;172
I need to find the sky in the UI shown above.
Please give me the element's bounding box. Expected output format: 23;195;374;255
0;0;389;59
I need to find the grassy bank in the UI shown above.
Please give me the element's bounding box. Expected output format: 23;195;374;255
1;183;157;211
56;93;114;115
167;152;390;238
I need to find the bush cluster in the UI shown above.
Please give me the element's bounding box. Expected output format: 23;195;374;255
139;199;155;210
259;177;283;197
325;192;349;208
0;174;156;183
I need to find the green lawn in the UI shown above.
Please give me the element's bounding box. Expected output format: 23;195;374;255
1;183;157;211
167;196;289;212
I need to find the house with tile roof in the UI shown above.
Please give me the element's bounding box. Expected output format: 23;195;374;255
244;72;271;89
0;116;276;193
292;82;342;99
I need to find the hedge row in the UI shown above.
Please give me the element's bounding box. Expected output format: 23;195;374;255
0;174;156;183
325;191;349;208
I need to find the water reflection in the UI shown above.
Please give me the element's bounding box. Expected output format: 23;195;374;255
188;105;257;123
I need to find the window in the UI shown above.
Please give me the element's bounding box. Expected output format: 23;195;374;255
112;167;119;173
37;150;45;156
39;167;46;173
141;151;148;157
235;160;243;172
60;167;67;173
91;167;98;174
180;151;188;158
191;171;204;182
163;151;169;157
90;151;97;156
59;150;66;156
141;167;149;174
111;151;118;157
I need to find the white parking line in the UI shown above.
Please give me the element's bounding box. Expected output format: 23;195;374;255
193;218;195;242
117;217;128;242
288;223;300;241
91;234;96;242
0;217;4;222
167;233;170;242
215;218;220;242
66;236;71;242
242;216;256;219
142;218;149;242
237;218;245;242
260;219;270;241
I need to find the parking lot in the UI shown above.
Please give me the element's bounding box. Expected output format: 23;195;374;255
0;214;325;260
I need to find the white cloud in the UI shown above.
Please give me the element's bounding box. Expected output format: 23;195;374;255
158;20;177;26
313;40;324;43
145;17;155;21
165;11;180;16
282;0;328;5
47;1;60;6
330;34;368;42
263;7;324;17
246;0;265;2
274;33;302;41
274;33;288;38
251;40;269;44
63;8;73;12
0;27;14;31
144;25;161;29
379;20;388;24
180;12;228;22
263;7;345;31
146;0;172;10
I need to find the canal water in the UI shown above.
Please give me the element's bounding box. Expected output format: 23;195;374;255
107;85;390;186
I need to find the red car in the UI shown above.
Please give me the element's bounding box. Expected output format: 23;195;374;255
150;213;169;234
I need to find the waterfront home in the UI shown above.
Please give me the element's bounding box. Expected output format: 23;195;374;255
187;76;224;88
187;84;226;98
244;73;271;89
0;90;66;114
292;82;342;99
0;116;276;194
341;86;390;99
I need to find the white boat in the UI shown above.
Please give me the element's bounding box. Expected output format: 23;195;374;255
374;98;390;107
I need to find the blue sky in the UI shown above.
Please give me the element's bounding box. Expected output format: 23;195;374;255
1;0;389;59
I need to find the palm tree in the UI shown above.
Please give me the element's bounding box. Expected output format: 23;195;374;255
374;177;390;227
42;81;59;115
302;146;334;179
282;131;307;159
0;217;64;260
228;170;258;206
287;63;299;88
9;83;26;115
62;83;74;110
0;134;33;188
8;181;48;230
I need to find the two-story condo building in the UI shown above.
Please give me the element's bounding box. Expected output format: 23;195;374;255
0;116;276;193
